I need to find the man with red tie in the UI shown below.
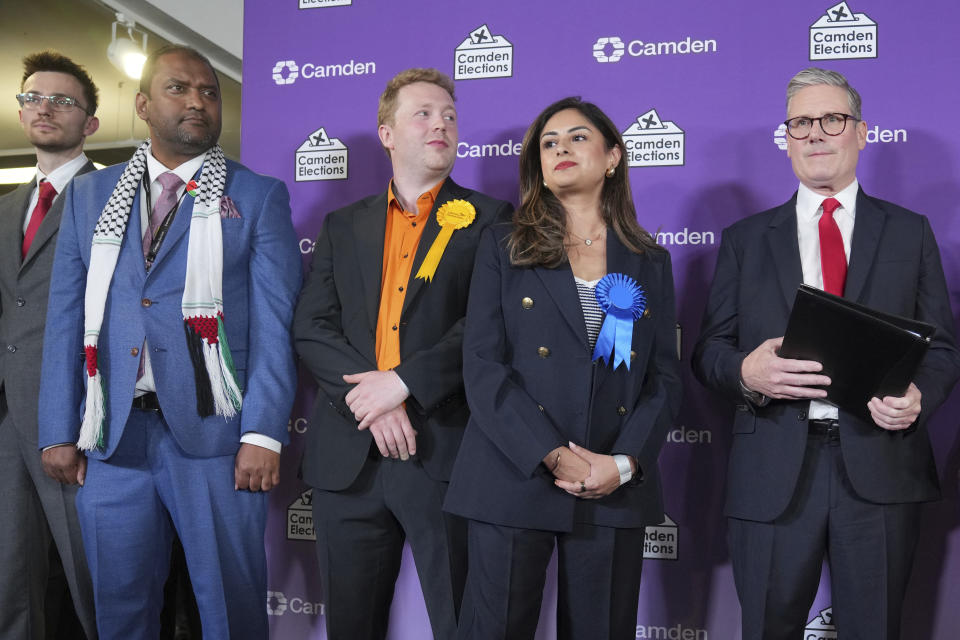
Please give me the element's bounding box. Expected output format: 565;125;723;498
692;68;960;640
0;51;99;639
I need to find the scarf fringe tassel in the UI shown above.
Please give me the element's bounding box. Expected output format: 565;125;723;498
78;372;106;451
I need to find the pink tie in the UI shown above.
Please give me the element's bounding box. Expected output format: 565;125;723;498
142;171;184;258
819;197;847;296
22;180;57;259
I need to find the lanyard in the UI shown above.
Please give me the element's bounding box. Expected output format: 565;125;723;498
142;165;198;271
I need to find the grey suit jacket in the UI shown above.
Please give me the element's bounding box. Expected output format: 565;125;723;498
0;161;96;443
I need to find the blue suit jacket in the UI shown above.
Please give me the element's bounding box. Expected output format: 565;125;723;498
38;158;302;459
444;223;682;531
692;188;960;522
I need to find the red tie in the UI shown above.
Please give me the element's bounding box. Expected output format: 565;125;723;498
819;197;847;296
22;180;57;259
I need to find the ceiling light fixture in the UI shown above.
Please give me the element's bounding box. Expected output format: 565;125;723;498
107;13;148;79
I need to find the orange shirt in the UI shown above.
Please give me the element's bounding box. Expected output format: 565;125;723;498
375;179;444;371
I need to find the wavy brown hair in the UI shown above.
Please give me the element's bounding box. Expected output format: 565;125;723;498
509;97;660;267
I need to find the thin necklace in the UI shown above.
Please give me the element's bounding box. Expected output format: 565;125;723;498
567;228;605;246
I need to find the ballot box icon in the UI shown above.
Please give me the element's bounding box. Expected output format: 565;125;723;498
295;127;348;182
805;608;837;639
810;2;877;60
287;489;317;541
622;109;685;167
454;24;514;80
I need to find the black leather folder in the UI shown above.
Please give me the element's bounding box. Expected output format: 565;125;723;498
779;285;934;420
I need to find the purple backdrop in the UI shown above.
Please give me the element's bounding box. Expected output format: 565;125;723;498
241;1;960;637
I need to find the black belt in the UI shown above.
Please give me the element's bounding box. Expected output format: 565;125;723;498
132;392;162;414
808;418;839;439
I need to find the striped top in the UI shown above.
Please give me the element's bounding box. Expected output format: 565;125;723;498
575;276;604;349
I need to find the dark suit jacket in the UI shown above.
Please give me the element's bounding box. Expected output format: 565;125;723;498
295;177;512;491
443;223;682;531
0;161;95;442
692;187;960;522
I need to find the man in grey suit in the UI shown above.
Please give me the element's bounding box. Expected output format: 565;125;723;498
0;50;99;639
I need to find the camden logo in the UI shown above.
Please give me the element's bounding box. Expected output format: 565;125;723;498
810;2;877;60
300;0;350;7
296;127;348;182
622;109;684;167
643;514;678;560
267;591;288;616
271;58;376;86
591;34;717;62
805;607;837;639
287;489;316;541
454;24;513;80
593;37;625;63
773;122;907;150
272;60;298;85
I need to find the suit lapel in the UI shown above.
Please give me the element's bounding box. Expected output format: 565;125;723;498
844;188;884;303
400;177;463;318
535;261;588;348
21;161;97;270
2;183;32;276
765;196;803;310
353;192;388;330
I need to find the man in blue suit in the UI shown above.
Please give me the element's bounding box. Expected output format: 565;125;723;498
38;45;301;638
692;68;960;639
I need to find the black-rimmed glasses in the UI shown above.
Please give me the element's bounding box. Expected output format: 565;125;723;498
783;113;858;140
16;92;92;115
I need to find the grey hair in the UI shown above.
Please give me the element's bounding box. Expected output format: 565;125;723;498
786;67;862;120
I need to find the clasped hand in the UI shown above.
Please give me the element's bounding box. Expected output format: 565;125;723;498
545;442;623;499
344;370;416;460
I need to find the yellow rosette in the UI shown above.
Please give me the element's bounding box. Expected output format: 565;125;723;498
415;199;476;281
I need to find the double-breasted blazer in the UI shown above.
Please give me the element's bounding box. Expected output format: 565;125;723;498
294;177;512;491
692;188;960;522
444;222;682;531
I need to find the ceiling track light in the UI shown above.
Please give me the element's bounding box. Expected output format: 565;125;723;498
107;12;148;79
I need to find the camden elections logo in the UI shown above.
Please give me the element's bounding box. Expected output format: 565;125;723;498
622;109;684;167
287;489;316;541
300;0;350;7
805;607;837;639
644;514;678;560
810;2;877;60
267;591;288;616
454;24;513;80
593;37;625;62
296;127;348;182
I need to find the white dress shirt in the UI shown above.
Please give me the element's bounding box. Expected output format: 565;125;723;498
795;178;859;420
23;153;89;233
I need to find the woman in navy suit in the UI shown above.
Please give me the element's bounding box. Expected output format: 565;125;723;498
444;97;681;639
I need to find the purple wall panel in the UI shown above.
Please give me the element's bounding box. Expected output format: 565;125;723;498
243;2;960;637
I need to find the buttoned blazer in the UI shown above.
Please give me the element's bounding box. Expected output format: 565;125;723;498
294;178;512;491
0;161;95;442
38;159;302;459
692;188;960;522
443;223;682;532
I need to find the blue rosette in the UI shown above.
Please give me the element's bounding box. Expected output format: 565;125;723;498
592;273;647;370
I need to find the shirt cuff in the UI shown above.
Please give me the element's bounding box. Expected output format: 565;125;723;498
612;454;634;486
41;443;76;452
240;432;282;453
